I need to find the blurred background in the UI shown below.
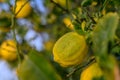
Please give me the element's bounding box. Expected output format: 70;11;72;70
0;0;70;80
0;0;120;80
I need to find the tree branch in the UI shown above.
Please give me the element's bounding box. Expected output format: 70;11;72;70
66;57;96;77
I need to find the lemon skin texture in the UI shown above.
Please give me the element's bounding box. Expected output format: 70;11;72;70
53;32;88;67
15;0;32;18
0;40;17;61
80;63;103;80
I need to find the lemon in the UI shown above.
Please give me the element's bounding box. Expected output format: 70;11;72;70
80;63;103;80
53;32;88;67
53;0;66;7
63;17;74;30
15;0;32;18
0;40;17;61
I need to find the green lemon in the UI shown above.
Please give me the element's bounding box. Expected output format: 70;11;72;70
53;32;88;67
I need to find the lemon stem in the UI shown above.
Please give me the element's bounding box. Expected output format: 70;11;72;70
10;0;22;66
50;0;69;13
66;57;95;77
66;0;69;12
100;0;110;11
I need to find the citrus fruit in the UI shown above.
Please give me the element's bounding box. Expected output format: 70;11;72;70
63;17;74;30
80;63;103;80
15;0;32;18
53;32;88;67
53;0;66;7
0;40;17;61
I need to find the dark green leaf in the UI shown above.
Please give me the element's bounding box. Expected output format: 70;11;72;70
81;0;93;7
0;17;11;28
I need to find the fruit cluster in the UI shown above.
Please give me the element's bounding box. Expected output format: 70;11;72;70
52;31;104;80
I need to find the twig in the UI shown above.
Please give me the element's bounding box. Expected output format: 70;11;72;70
66;0;69;12
50;0;69;13
11;0;30;65
100;0;110;11
51;0;82;24
82;8;96;24
66;57;96;77
11;0;21;65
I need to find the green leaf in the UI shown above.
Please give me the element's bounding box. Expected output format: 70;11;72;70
92;12;119;80
18;51;62;80
73;21;85;35
81;0;93;7
0;17;11;28
93;12;119;56
112;0;120;5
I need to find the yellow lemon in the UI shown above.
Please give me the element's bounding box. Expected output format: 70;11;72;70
53;32;88;67
0;40;17;61
15;0;32;18
80;63;103;80
63;17;74;30
53;0;66;7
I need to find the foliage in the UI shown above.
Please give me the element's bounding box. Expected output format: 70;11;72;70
0;0;120;80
